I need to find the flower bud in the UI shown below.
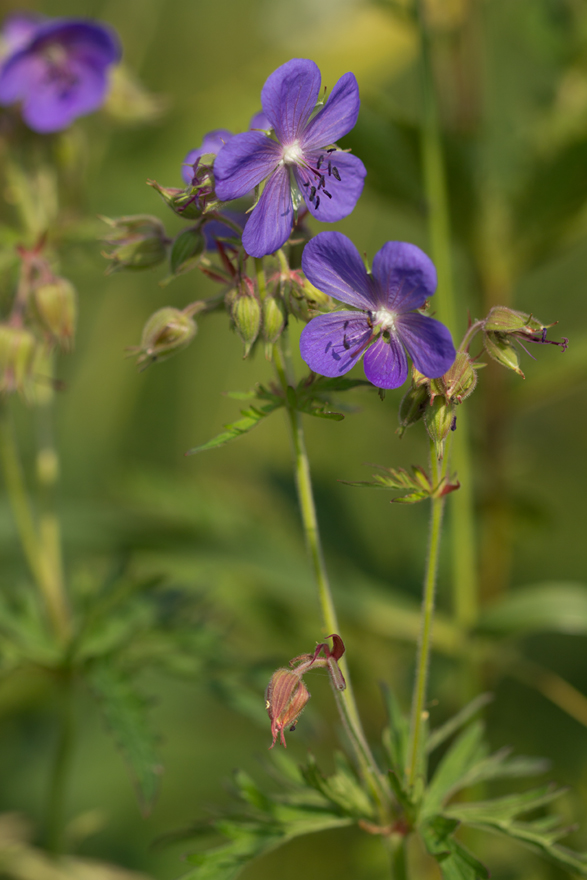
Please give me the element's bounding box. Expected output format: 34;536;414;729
436;351;478;403
147;180;204;221
0;324;37;396
262;294;286;345
288;277;330;322
169;227;206;276
424;396;456;459
132;307;196;369
102;215;168;273
229;279;261;357
34;278;77;350
397;384;429;437
484;332;524;377
265;668;310;749
484;306;550;336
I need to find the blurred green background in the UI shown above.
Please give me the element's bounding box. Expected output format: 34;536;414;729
0;0;586;878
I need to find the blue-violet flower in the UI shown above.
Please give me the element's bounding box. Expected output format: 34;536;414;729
0;16;121;132
299;232;456;389
214;58;366;258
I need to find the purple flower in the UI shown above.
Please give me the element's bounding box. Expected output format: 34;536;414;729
181;128;234;185
0;17;121;133
299;232;456;389
214;58;366;259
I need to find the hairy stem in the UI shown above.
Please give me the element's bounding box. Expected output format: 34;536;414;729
272;328;390;819
407;438;450;789
418;2;478;630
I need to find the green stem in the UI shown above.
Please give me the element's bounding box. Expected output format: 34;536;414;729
0;402;70;640
387;835;409;880
407;440;449;790
45;672;75;854
272;330;390;819
418;3;478;630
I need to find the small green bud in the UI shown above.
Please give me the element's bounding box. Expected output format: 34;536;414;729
147;180;205;220
424;396;456;459
169;227;205;276
0;324;37;396
102;214;168;273
484;306;550;336
484;332;524;377
437;351;478;403
288;277;331;322
133;307;196;369
34;278;77;350
229;279;261;357
397;384;429;437
262;294;286;344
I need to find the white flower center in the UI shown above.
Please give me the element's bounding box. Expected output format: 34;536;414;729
375;308;397;332
282;141;304;165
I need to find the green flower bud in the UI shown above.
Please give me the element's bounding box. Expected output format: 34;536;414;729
484;332;524;377
437;351;478;403
0;324;37;396
288;277;331;322
262;294;286;345
229;279;261;357
102;214;168;273
133;307;196;369
484;306;551;336
397;384;429;437
147;180;204;221
34;278;77;350
169;227;206;276
424;396;456;459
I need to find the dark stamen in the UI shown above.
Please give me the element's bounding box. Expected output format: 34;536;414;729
328;160;332;176
332;166;341;181
317;155;324;170
302;181;309;188
327;148;336;153
315;195;320;209
323;189;332;198
309;186;316;201
317;175;325;190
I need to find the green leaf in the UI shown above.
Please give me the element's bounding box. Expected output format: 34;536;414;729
422;721;487;817
478;582;587;636
88;663;161;814
427;694;493;754
170;227;205;275
301;752;376;820
444;784;564;825
381;684;410;780
186;399;283;455
420;815;490;880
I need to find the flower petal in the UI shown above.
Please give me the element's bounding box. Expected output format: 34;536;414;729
372;242;437;312
302;72;360;150
301;231;375;310
300;311;372;377
242;166;293;257
261;58;321;144
249;110;271;131
32;19;121;65
214;132;282;201
296;150;366;223
395;313;456;378
182;129;233;184
363;335;408;389
22;60;108;132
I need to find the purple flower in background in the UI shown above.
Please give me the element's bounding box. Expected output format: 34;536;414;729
300;232;456;389
0;17;121;132
0;12;45;59
214;58;366;259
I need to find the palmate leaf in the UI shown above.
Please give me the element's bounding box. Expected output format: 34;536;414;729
445;785;587;876
88;663;161;814
181;765;356;880
186;386;283;455
420;816;489;880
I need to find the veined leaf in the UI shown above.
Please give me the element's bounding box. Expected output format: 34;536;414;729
88;664;161;814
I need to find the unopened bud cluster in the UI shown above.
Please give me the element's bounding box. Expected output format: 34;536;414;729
482;306;567;379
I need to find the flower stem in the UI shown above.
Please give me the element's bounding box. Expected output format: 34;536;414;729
417;2;478;631
272;328;390;819
407;438;450;790
45;671;75;854
0;400;70;641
